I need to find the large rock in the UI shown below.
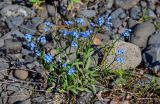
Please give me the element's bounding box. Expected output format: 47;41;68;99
115;0;140;10
131;22;155;49
143;31;160;77
105;40;142;70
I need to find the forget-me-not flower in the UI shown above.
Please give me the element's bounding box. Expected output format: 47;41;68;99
80;29;93;38
64;21;74;26
115;57;124;63
117;49;125;55
68;67;75;75
71;41;78;48
59;29;68;36
35;49;41;57
97;16;104;26
44;21;53;27
38;35;47;44
62;63;67;68
121;29;132;37
24;34;32;42
69;30;79;38
44;53;53;63
106;16;112;27
27;42;36;51
75;18;85;26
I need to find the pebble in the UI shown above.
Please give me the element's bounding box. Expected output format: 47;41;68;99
5;16;24;29
4;39;22;50
47;5;56;17
147;9;157;18
156;7;160;15
128;18;137;28
131;22;156;48
14;69;28;80
110;8;126;19
19;25;37;34
130;6;141;19
8;91;31;104
115;0;140;10
0;39;4;47
111;18;122;28
79;10;96;18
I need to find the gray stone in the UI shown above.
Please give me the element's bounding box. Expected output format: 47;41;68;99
131;22;155;48
0;5;35;19
14;69;28;80
47;5;56;17
0;62;9;70
128;18;137;28
77;92;94;104
6;16;24;29
140;1;147;7
0;71;8;80
147;9;157;18
36;7;48;19
19;25;37;34
94;99;110;104
143;31;160;76
0;39;4;47
110;8;126;19
105;40;142;70
130;6;141;20
79;10;96;18
4;39;22;50
115;0;140;10
7;83;20;91
24;55;34;62
111;18;122;28
156;7;160;15
22;49;31;56
32;96;45;103
26;63;35;69
16;99;31;104
2;30;24;40
8;91;31;104
31;17;44;27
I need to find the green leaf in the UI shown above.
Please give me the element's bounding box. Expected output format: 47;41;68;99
71;0;81;3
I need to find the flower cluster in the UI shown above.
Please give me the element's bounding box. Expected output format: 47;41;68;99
121;29;132;37
24;22;53;64
115;49;125;63
43;21;53;32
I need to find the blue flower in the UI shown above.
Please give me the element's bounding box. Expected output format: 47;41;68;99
27;42;36;51
115;57;124;63
90;22;96;27
62;63;67;68
106;16;112;27
117;49;125;55
121;29;132;37
75;18;85;26
71;41;78;48
38;35;47;44
35;49;41;57
97;16;104;26
80;29;93;38
44;53;53;63
44;26;50;32
24;34;32;42
44;21;53;27
64;21;74;26
59;29;68;36
69;31;79;38
68;67;75;75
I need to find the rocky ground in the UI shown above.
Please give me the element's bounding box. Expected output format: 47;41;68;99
0;0;160;104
